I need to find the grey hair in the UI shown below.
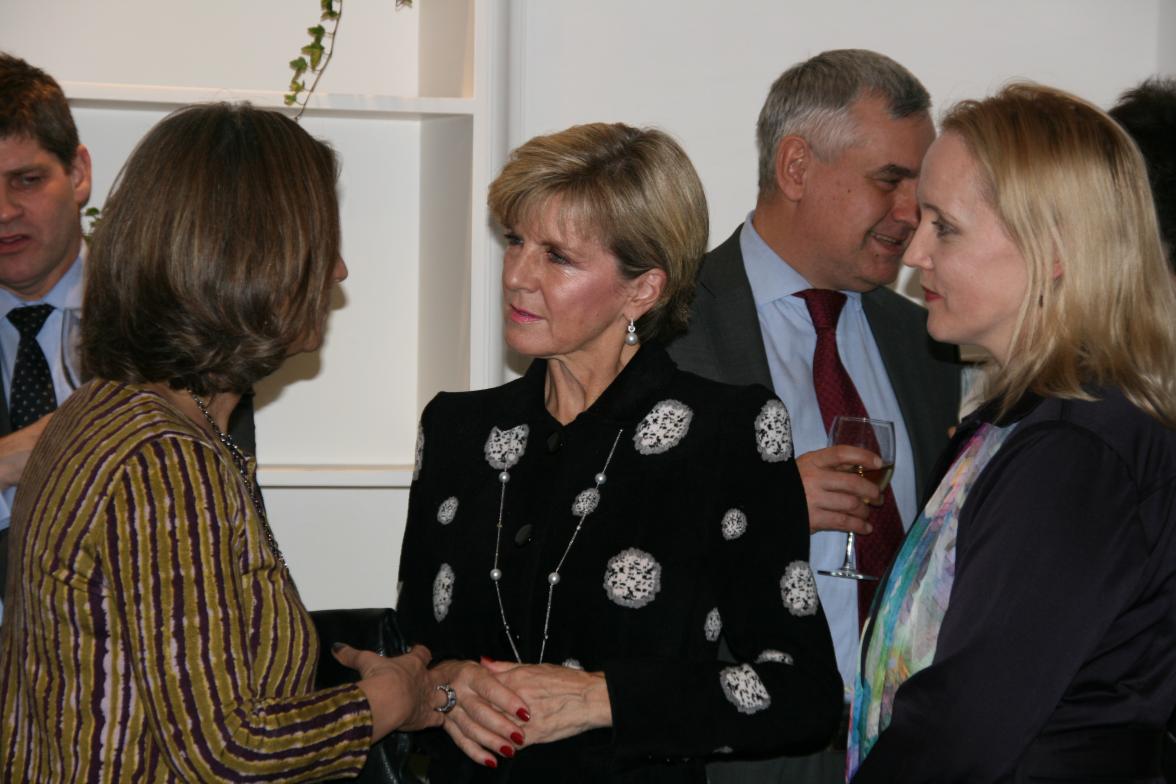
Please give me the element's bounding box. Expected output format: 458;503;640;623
756;49;931;195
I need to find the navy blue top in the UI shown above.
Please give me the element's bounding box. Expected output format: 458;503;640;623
397;344;841;782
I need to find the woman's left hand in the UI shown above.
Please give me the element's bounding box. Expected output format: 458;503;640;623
480;659;612;745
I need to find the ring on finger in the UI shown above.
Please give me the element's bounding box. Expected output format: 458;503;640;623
435;683;458;714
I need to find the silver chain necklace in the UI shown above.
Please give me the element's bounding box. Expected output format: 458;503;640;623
490;428;624;664
190;392;287;569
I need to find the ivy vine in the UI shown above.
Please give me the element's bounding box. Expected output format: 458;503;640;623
82;206;102;243
285;0;414;120
85;2;415;235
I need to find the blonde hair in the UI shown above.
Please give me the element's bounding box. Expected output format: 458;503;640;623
487;122;708;343
943;83;1176;426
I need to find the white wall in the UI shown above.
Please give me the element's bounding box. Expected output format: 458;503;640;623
3;0;1172;608
510;0;1171;248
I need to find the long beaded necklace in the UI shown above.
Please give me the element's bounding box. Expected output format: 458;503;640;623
490;428;624;664
190;392;287;569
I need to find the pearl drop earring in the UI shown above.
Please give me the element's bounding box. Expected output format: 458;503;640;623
625;319;639;346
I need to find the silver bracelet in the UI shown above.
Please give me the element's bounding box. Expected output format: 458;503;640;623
434;683;457;714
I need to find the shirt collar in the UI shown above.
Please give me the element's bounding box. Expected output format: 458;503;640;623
740;215;863;311
514;342;677;427
0;252;84;317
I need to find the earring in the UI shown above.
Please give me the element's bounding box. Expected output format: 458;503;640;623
624;319;639;346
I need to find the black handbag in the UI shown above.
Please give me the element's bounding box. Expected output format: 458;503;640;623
310;608;425;784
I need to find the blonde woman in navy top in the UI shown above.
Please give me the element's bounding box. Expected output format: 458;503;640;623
849;85;1176;782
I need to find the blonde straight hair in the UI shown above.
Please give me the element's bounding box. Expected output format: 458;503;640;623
487;122;708;344
943;84;1176;427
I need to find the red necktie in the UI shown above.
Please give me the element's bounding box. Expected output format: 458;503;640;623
795;289;904;627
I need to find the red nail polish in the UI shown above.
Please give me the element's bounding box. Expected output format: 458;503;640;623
500;745;514;758
516;708;531;722
485;757;497;768
510;731;524;745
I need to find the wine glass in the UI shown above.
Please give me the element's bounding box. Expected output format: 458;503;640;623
60;308;86;390
818;415;895;582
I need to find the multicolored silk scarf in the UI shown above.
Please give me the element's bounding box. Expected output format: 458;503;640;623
847;421;1015;777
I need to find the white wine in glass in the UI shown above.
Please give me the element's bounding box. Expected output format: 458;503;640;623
818;415;895;582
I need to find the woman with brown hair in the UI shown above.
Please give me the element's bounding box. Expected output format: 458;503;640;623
848;84;1176;781
0;103;505;782
396;122;842;782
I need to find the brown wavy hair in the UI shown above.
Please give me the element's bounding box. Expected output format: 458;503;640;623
82;103;340;395
0;52;79;168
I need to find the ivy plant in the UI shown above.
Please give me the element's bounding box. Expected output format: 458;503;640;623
285;0;413;120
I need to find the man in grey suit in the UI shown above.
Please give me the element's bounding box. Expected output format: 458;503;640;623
668;50;960;783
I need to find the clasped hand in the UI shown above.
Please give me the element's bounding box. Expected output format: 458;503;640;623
431;657;612;767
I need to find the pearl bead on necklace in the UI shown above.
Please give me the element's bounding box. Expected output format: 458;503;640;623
490;428;624;664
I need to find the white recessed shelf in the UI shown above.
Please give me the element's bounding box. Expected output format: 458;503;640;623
64;81;476;119
257;465;414;488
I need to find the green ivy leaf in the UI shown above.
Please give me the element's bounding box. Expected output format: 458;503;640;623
289;56;308;72
302;42;324;69
307;24;326;39
284;94;299;106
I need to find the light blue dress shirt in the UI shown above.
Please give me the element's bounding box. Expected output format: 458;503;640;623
740;219;916;698
0;254;85;534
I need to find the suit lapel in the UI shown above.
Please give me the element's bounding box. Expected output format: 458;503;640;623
862;290;941;503
694;227;774;390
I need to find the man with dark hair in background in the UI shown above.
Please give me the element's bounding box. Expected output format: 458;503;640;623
0;53;93;619
1112;75;1176;782
669;49;961;782
1110;77;1176;272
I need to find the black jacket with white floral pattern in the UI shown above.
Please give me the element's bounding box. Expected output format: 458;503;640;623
397;344;841;783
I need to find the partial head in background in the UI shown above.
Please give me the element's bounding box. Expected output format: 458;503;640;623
0;52;90;299
753;49;934;292
1110;76;1176;273
83;102;344;396
488;122;707;363
904;83;1176;426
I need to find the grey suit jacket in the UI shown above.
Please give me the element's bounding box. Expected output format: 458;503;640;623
668;226;962;504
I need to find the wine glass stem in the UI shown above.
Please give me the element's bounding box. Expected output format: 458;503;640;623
844;532;857;570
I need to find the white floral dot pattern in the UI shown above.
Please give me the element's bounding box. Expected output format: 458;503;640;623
633;399;693;455
484;424;529;470
756;649;795;666
432;563;455;622
721;508;748;541
754;399;793;463
436;497;459;525
413;424;425;480
572;488;600;517
780;560;819;617
563;658;583;670
719;664;771;715
704;607;722;642
603;548;662;608
714;746;734;755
